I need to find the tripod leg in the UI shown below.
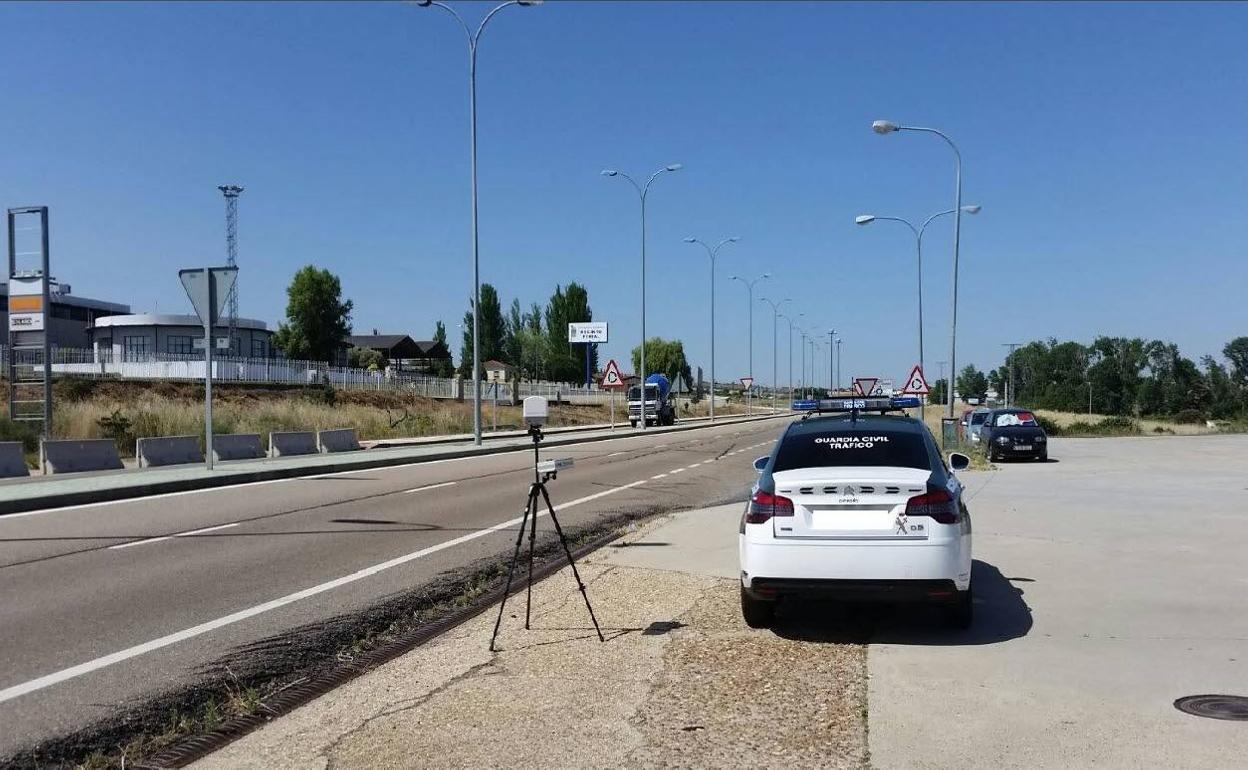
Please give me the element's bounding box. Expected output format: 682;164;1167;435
524;485;538;630
490;486;537;652
539;484;606;643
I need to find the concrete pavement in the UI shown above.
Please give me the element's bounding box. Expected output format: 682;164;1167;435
0;416;788;759
869;435;1248;768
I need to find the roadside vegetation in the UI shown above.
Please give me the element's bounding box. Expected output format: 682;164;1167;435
0;378;750;459
938;336;1248;426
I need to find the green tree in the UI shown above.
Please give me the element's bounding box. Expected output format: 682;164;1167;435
347;346;383;370
631;338;692;391
458;284;506;378
432;321;454;377
955;365;988;403
272;266;353;362
1224;337;1248;390
544;282;597;384
929;378;948;406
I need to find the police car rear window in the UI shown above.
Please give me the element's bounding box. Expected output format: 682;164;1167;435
772;430;930;471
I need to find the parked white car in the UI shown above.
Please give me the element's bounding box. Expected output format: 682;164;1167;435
739;398;973;629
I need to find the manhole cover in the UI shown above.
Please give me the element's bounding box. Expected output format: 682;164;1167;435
1174;694;1248;721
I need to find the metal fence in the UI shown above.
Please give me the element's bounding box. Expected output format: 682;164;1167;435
0;347;612;403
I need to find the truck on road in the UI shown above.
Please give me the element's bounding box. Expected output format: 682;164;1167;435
628;373;676;428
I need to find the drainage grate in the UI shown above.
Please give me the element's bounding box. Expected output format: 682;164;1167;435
1173;694;1248;721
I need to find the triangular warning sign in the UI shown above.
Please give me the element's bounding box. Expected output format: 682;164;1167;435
740;377;754;389
853;378;878;397
902;365;930;395
601;359;626;390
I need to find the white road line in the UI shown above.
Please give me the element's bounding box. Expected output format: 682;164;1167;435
109;523;240;551
689;462;703;468
655;444;668;449
401;481;457;495
0;477;648;705
651;473;668;480
606;451;625;457
670;468;685;474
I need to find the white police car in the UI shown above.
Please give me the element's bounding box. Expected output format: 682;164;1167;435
739;397;973;629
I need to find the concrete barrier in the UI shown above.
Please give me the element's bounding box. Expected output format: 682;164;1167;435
136;436;204;468
318;428;361;453
0;442;30;478
269;431;318;457
212;434;265;462
41;439;123;475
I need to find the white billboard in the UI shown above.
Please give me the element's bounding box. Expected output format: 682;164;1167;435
8;275;46;332
568;322;608;343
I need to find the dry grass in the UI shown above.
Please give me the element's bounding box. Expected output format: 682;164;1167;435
915;401;1220;439
4;379;755;455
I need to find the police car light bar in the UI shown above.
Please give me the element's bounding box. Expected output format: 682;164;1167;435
791;396;921;413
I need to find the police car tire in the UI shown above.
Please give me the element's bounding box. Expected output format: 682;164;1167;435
740;586;776;629
943;583;974;630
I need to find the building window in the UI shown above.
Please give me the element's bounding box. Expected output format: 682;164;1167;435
123;336;150;359
167;336;194;355
251;338;267;358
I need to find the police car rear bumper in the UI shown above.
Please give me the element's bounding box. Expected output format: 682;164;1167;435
743;577;960;603
739;538;969;592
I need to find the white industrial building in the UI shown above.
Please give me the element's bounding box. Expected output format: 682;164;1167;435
87;314;275;359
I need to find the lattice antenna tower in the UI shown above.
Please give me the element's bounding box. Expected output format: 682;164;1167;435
218;184;244;350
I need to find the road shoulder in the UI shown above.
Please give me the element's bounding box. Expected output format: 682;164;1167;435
192;504;867;769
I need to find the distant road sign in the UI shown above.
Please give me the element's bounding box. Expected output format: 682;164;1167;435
193;337;232;350
568;322;608;343
902;365;931;395
600;359;626;390
853;377;880;397
740;377;754;390
179;267;238;327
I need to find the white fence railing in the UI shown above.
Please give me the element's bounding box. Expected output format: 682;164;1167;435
1;347;612;402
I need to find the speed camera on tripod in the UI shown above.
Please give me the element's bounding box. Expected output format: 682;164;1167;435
538;457;573;475
523;396;548;428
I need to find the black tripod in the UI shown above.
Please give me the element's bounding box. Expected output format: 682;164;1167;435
489;424;605;652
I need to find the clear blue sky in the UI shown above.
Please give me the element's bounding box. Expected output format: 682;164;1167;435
2;1;1245;387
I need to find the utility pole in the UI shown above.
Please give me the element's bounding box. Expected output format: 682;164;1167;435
218;185;243;355
1002;342;1022;407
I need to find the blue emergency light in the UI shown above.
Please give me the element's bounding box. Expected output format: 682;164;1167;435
792;396;923;415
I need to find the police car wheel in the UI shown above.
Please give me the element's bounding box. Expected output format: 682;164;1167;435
943;583;973;630
740;586;776;629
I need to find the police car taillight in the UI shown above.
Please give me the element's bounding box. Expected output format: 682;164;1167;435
746;490;794;524
905;489;959;525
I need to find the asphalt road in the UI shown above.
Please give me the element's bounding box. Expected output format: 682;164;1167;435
0;417;787;758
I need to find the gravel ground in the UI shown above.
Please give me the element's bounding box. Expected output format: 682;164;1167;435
194;515;867;769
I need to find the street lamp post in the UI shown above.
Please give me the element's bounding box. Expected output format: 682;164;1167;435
779;313;795;404
855;205;981;415
827;329;836;393
685;236;740;421
835;337;842;392
798;329;807;398
1002;342;1022;407
602;163;683;429
731;273;770;414
873;119;965;418
417;0;542;445
760;297;789;413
